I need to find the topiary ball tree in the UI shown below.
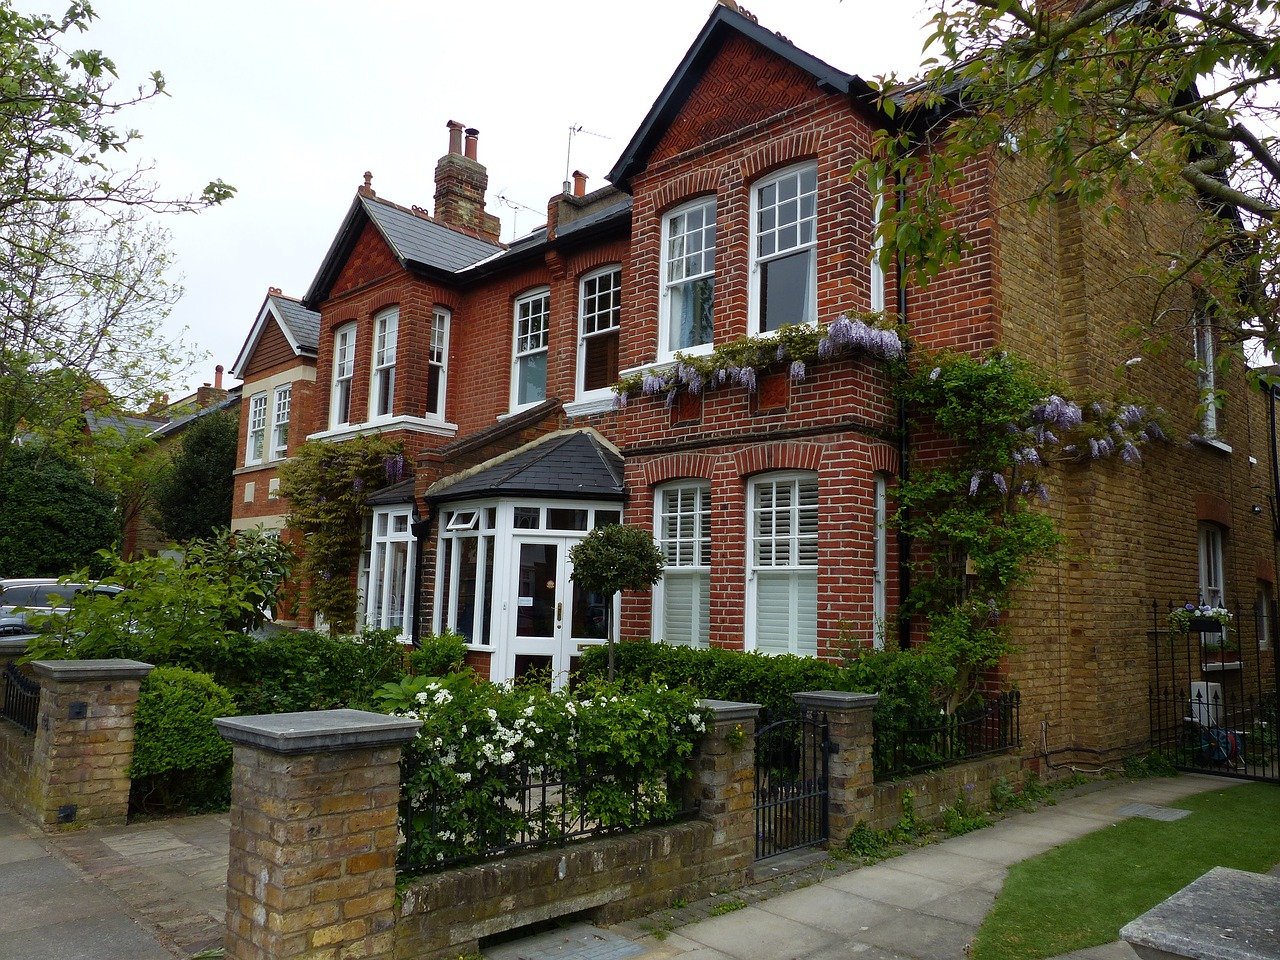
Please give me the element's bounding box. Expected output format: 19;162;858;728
568;524;665;680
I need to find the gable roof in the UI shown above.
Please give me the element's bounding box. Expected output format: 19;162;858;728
150;389;242;440
304;195;504;307
426;429;625;504
608;4;879;191
230;291;320;379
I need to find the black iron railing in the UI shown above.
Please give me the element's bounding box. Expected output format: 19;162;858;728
2;662;39;734
754;706;829;860
403;759;692;873
874;691;1020;781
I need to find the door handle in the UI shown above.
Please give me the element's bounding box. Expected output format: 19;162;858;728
556;602;563;623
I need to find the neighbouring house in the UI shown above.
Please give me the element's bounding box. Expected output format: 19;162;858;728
239;1;1277;767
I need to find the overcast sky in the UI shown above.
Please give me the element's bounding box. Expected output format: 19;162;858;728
71;0;930;396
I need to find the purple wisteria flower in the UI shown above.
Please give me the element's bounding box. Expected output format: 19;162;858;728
969;471;983;496
1033;395;1083;429
615;390;628;409
776;344;788;362
992;472;1008;495
1120;441;1141;464
1145;422;1166;441
929;367;942;382
642;373;666;396
1088;438;1101;459
1119;403;1144;427
353;477;364;493
789;360;806;382
817;336;834;360
1036;483;1050;504
735;366;758;392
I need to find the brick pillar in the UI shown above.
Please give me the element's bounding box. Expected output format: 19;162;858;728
686;699;761;882
27;658;154;828
794;690;879;846
215;709;419;960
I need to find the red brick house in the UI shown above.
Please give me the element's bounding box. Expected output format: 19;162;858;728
239;2;1277;766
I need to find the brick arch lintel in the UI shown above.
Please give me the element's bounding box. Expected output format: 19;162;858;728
652;168;723;216
738;131;822;185
868;442;899;477
732;441;824;479
1196;493;1232;529
642;453;718;488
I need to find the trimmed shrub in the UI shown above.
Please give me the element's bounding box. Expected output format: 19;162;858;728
407;630;468;678
129;666;237;814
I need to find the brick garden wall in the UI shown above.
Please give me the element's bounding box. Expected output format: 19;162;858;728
867;754;1023;833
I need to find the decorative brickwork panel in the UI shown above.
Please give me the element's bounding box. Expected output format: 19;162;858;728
332;221;401;298
241;318;297;379
650;35;823;165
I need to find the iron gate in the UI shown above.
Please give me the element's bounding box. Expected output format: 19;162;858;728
1149;600;1279;783
754;705;830;860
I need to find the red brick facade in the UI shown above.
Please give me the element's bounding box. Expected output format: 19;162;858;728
233;5;1276;764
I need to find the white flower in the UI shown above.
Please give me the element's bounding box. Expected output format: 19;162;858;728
415;691;431;705
457;772;472;784
500;750;514;764
523;705;535;717
565;702;577;716
486;708;498;721
433;689;453;706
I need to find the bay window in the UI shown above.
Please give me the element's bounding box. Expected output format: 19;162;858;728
330;322;355;428
370;307;398;419
661;197;716;357
364;506;414;636
578;266;621;398
437;506;498;645
748;472;819;655
751;164;817;332
512;289;550;409
654;482;711;647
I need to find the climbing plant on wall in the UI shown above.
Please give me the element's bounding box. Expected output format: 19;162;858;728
278;436;408;632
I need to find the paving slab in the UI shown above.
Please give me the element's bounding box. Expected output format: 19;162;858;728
755;885;900;935
0;914;174;960
827;864;955;908
678;906;841;960
878;848;1006;885
857;911;978;960
915;885;1000;925
485;922;646;960
1051;943;1139;960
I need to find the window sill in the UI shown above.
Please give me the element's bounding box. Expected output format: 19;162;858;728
233;460;287;477
565;395;618;418
308;417;458;443
1192;435;1233;456
1202;660;1242;672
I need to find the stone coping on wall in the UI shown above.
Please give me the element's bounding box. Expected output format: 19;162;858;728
215;708;420;754
793;690;880;709
1121;867;1280;960
29;658;153;682
0;636;32;658
698;699;762;721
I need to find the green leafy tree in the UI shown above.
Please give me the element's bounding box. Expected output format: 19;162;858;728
569;524;665;680
864;0;1279;355
0;1;234;471
0;443;117;575
278;437;407;631
151;409;237;542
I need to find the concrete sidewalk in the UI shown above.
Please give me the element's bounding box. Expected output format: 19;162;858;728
0;808;227;960
493;773;1245;960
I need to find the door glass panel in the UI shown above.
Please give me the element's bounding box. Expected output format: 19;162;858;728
571;579;610;641
516;542;557;637
456;538;480;642
387;541;409;629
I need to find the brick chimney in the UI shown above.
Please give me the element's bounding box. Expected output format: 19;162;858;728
572;170;587;198
433;120;502;243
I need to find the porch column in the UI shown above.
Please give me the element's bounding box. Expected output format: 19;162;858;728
686;699;761;882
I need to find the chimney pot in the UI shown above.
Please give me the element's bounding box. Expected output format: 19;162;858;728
464;128;479;161
359;171;375;197
215;365;224;390
572;170;587;197
447;120;464;155
268;286;281;295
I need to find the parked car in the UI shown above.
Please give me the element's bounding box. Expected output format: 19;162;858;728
0;578;123;633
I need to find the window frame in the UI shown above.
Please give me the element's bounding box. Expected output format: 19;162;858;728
245;392;268;466
1193;312;1218;437
422;306;450;420
511;288;551;412
872;473;888;649
362;505;415;639
653;481;712;648
659;196;717;361
1198;522;1225;608
369;307;399;421
330;322;356;428
576;265;622;401
269;384;291;461
748;162;819;334
870;176;886;313
1257;581;1272;650
746;470;820;656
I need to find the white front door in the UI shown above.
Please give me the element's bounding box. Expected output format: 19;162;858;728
507;536;611;687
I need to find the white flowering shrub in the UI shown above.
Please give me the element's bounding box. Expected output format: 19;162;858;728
379;673;707;874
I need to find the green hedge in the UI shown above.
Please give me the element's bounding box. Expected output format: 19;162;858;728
578;640;959;764
129;666;236;813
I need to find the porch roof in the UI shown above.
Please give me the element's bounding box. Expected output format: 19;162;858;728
426;430;625;505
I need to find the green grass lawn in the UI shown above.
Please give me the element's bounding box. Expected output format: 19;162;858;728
970;782;1280;960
